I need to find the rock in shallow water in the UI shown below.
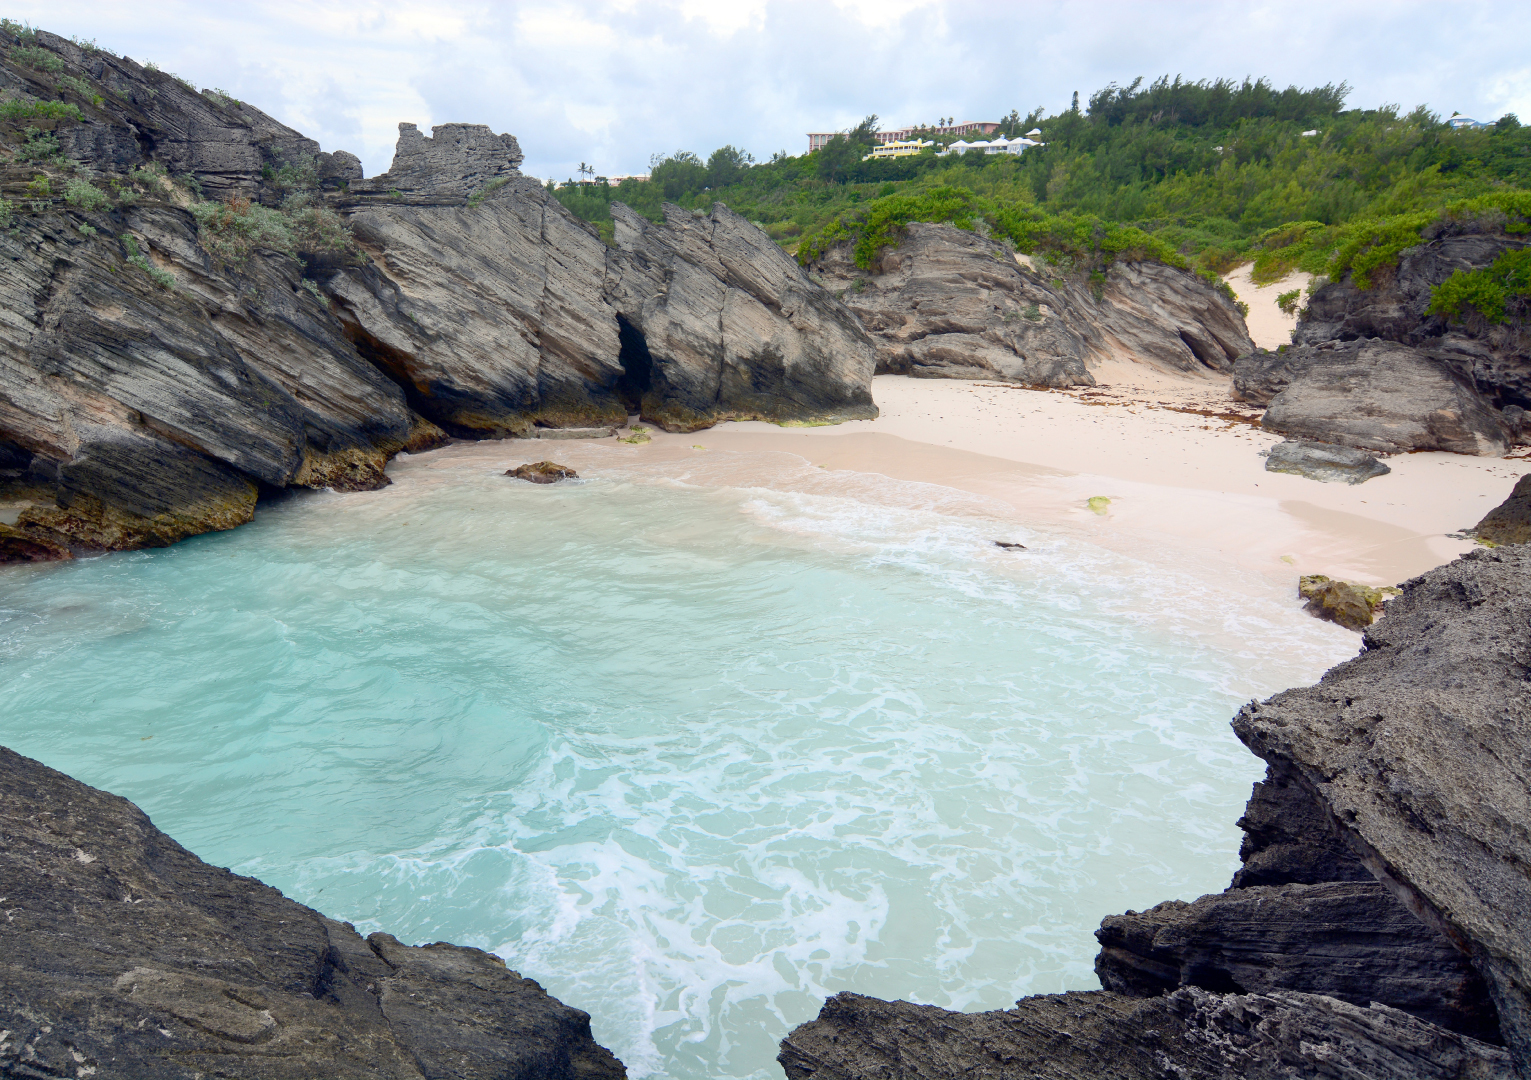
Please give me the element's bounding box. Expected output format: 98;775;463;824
506;461;579;483
1298;573;1398;631
0;745;626;1079
1264;438;1391;484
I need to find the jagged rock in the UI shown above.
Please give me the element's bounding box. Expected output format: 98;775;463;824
0;30;876;557
1473;473;1531;545
807;222;1253;383
608;203;878;431
778;988;1512;1080
0;745;626;1079
1234;546;1531;1074
1298;574;1397;630
1236;225;1530;452
506;461;577;483
1264;438;1391;483
1231;765;1374;888
1095;882;1498;1040
353;122;524;201
1252;339;1510;455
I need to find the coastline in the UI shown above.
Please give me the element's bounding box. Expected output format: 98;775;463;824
607;370;1529;593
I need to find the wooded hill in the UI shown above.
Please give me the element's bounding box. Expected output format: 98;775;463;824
554;77;1531;321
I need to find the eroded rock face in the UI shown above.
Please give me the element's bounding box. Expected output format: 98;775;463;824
1233;226;1530;453
1234;546;1531;1071
0;745;626;1079
1248;339;1509;455
0;27;876;559
779;988;1511;1080
607;203;878;431
1473;473;1531;545
807;222;1253;383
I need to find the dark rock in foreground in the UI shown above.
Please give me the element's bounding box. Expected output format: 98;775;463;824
0;745;626;1079
779;988;1510;1080
1236;546;1531;1070
808;222;1253;384
781;548;1530;1078
507;461;578;483
1264;438;1391;483
1473;473;1531;545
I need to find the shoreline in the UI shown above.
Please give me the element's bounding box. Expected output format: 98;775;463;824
599;370;1529;593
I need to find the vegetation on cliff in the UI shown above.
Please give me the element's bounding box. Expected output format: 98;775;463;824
554;76;1530;319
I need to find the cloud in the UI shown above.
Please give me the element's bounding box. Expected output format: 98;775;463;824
10;0;1531;180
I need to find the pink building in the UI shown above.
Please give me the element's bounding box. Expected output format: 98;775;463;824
807;121;999;153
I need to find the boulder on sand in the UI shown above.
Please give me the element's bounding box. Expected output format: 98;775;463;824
1299;574;1397;631
1264;439;1390;484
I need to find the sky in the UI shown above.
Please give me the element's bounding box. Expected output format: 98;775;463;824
11;1;1531;183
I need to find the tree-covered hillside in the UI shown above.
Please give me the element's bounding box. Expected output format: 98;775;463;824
554;77;1531;317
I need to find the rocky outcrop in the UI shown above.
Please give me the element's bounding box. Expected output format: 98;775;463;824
0;745;626;1079
781;548;1531;1078
507;460;577;483
780;988;1511;1080
1232;224;1529;454
1263;438;1391;483
808;222;1253;384
1241;339;1509;455
1235;546;1531;1070
1473;473;1531;545
1298;574;1398;630
0;28;875;560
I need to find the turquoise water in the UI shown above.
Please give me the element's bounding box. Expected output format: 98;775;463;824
0;441;1354;1079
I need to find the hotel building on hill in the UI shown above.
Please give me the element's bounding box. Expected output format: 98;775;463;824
807;120;1000;153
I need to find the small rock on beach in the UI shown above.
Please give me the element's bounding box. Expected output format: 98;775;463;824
1264;440;1390;485
505;461;578;484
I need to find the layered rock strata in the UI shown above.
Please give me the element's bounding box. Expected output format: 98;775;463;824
0;745;626;1079
1232;225;1530;453
781;547;1529;1078
808;221;1254;384
0;29;875;561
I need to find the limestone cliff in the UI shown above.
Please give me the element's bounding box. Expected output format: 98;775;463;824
1232;223;1530;454
0;27;875;562
808;221;1254;384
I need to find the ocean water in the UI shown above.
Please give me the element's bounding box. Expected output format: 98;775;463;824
0;441;1356;1079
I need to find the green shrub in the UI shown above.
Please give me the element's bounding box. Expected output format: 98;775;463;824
0;197;13;228
467;176;512;207
0;98;83;122
25;173;49;198
1276;288;1302;314
10;44;61;72
56;75;102;107
64;177;109;211
190;195;358;266
17;125;60;162
121;233;175;288
1;19;37;43
1428;248;1531;324
77;221;95;236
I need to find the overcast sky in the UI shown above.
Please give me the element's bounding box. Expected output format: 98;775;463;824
12;1;1531;182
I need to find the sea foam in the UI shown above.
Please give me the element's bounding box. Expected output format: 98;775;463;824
0;440;1357;1079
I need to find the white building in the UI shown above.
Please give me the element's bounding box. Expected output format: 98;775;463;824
940;135;1043;157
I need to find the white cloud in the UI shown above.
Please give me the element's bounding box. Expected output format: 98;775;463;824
9;0;1531;180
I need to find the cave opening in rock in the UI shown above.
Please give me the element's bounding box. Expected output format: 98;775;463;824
614;314;654;414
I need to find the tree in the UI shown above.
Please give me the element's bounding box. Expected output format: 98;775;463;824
816;114;879;183
707;144;755;188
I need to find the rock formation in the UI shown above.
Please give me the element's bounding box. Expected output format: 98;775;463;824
1263;438;1391;483
808;221;1254;384
507;460;578;483
781;546;1530;1078
1473;473;1531;545
0;745;626;1079
0;28;875;562
1232;223;1529;454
